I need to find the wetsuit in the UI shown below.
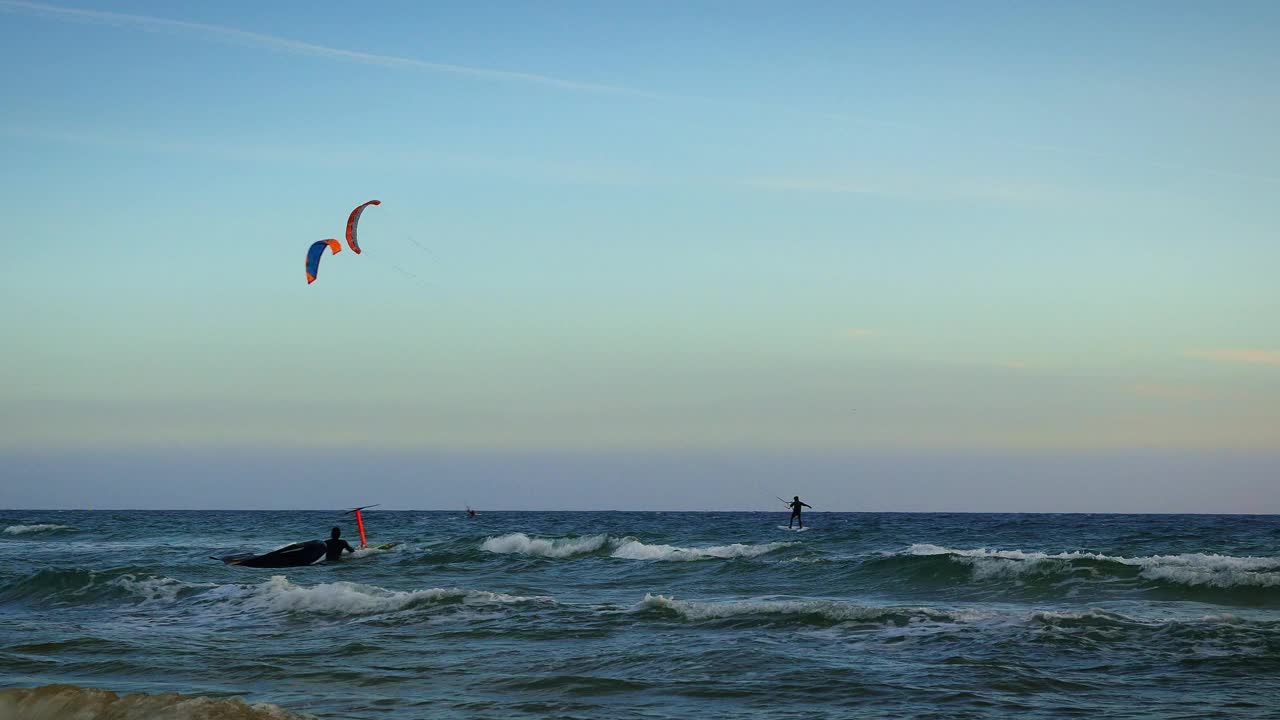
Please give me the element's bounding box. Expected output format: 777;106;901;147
324;537;355;561
789;499;812;528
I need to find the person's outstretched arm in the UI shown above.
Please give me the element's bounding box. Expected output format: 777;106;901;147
802;502;812;508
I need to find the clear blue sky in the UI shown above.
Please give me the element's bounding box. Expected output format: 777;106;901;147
1;1;1277;510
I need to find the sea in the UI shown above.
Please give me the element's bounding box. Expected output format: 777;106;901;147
0;511;1277;719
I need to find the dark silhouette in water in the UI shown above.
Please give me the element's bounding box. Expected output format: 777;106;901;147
788;496;812;528
325;526;355;561
215;540;327;568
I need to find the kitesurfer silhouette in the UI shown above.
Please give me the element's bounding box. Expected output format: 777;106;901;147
324;526;355;561
787;496;812;529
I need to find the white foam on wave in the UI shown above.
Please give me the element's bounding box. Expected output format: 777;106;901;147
1140;564;1280;588
612;540;793;561
636;593;978;624
907;544;1280;588
349;543;399;559
216;576;551;615
3;524;73;535
481;533;613;558
1029;609;1276;630
641;595;1268;630
482;533;793;561
108;574;209;604
16;570;205;605
1030;608;1137;624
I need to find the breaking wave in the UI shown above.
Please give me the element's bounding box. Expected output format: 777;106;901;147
1025;607;1280;653
481;533;613;558
3;524;74;536
0;684;310;720
204;576;552;616
612;539;792;561
636;594;1280;645
0;568;209;606
0;568;548;618
481;533;793;561
906;544;1280;589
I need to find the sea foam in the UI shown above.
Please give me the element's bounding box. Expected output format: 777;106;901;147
3;524;73;535
481;532;613;558
0;568;208;606
107;574;207;604
907;544;1280;588
216;576;551;616
482;533;792;561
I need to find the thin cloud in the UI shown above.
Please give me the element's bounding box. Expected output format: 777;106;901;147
843;328;875;339
1189;350;1280;367
5;1;1277;190
0;0;657;97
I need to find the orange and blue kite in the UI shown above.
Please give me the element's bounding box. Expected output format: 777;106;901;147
305;239;342;284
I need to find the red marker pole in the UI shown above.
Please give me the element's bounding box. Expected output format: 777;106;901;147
354;509;368;548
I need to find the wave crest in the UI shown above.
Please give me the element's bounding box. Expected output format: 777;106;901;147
906;544;1280;589
3;524;74;535
612;539;792;561
107;574;200;604
482;533;793;561
481;533;613;558
212;576;551;615
0;568;207;606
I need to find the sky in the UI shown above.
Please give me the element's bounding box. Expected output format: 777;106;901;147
1;1;1277;511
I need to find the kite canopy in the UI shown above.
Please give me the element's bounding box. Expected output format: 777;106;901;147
345;200;381;254
305;239;342;284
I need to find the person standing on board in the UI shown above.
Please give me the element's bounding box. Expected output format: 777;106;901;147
787;496;812;529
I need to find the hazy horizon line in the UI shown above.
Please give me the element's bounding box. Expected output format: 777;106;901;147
5;508;1277;516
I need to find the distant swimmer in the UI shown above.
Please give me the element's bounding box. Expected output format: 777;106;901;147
786;496;812;529
324;526;355;561
468;509;477;518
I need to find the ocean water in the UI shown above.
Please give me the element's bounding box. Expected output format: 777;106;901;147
1;511;1277;719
